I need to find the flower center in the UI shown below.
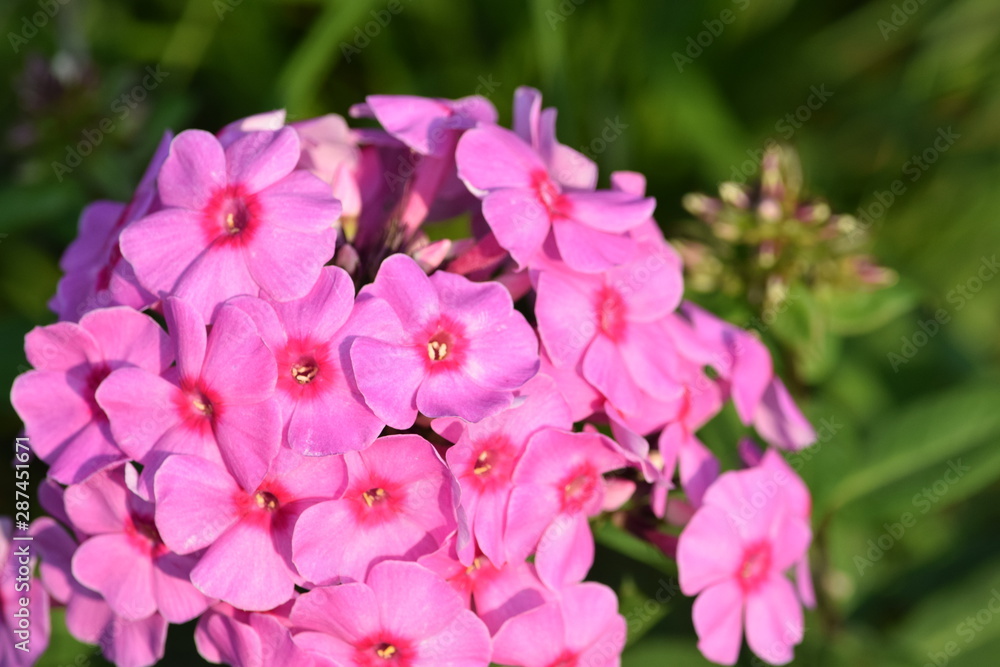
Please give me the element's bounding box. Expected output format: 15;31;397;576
739;542;772;591
465;557;483;575
473;450;493;475
131;515;162;545
427;330;455;362
291;358;319;384
254;490;279;512
595;285;626;341
362;488;387;507
562;469;598;513
375;643;397;660
531;169;568;217
222;197;252;235
191;393;213;417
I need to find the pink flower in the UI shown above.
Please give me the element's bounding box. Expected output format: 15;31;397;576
97;297;281;491
350;254;539;428
153;448;347;611
293;114;362;223
64;464;207;623
419;538;553;635
534;236;684;415
120;127;342;320
433;373;572;565
51;131;170;321
290;560;492;666
292;434;458;585
511;86;597;191
11;306;172;484
506;430;626;588
195;602;313;667
677;467;812;665
2;517;50;666
456;124;655;271
231;267;390;455
491;582;626;667
32;516;168;667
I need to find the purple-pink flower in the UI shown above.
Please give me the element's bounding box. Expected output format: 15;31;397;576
120;127;342;320
350;253;539;427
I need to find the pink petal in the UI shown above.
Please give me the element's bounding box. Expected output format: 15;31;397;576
583;335;641;414
163;297;207;385
152;553;209;623
63;465;129;534
745;577;803;665
154;455;244;554
72;533;156;620
202;304;277;404
753;379;817;451
192;519;295;611
566;190;656;232
213;400;281;492
481;188;551;267
367;560;466;641
365;253;440;331
562;583;625;655
416;369;514;422
120;208;209;297
677;506;743;596
79;307;173;373
242;221;338;303
534;512;594;589
96;368;184;461
350;337;424;429
272;266;354;342
24;321;100;370
158;129;226;210
551;219;636;272
291;583;379;641
492;600;565;666
456;125;545;191
173;242;260;322
225;127;300;194
534;270;601;368
692;580;745;666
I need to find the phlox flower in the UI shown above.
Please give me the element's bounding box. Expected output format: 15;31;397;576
433;373;573;566
231;266;392;455
120;127;342;321
350;253;539;428
65;464;207;623
292;434;457;585
11;306;172;484
97;297;280;491
491;582;626;667
511;86;597;191
290;560;492;667
50;131;170;321
534;235;684;415
32;516;168;667
153;448;347;611
1;517;49;666
195;602;313;667
506;430;626;588
677;467;811;665
456;124;655;271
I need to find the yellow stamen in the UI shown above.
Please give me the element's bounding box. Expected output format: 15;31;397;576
427;340;448;361
362;488;387;507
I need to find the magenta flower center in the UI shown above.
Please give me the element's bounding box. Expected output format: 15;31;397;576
356;635;411;666
531;169;569;218
739;541;772;591
561;467;599;513
203;185;261;244
291;357;319;384
595;285;627;341
84;364;112;421
473;450;493;475
548;652;579;667
254;490;279;512
191;392;213;417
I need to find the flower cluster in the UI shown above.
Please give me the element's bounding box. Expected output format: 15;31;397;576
10;88;818;666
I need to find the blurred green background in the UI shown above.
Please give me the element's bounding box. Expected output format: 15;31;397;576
3;0;1000;665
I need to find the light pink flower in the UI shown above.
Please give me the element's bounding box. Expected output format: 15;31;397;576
64;464;207;623
231;267;392;455
350;254;539;428
153;448;346;611
456;124;655;271
195;602;313;667
291;560;492;667
97;297;281;490
491;582;626;667
2;517;49;666
677;467;812;665
433;374;572;566
120;127;341;320
51;131;170;321
506;430;626;588
32;516;168;667
11;307;172;484
292;434;457;585
512;86;597;191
